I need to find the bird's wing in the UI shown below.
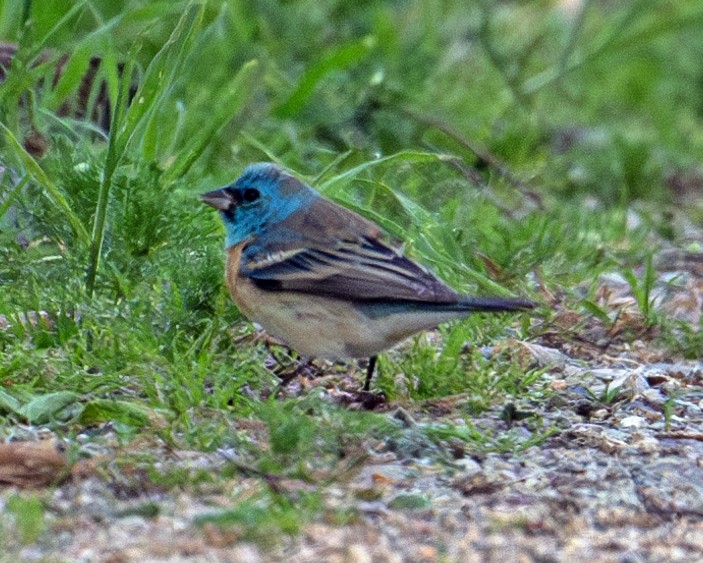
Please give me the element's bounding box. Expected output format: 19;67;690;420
241;233;461;303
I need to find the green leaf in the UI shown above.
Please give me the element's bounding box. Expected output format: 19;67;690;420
79;399;151;427
0;388;23;415
19;391;81;424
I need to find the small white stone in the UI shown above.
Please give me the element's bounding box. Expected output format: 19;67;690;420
620;415;645;428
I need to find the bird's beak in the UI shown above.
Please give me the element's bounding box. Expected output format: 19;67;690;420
200;188;232;211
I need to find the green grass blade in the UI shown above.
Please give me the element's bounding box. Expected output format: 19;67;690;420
524;2;703;93
0;123;89;243
85;3;205;296
20;1;87;62
274;36;376;118
160;59;260;186
0;173;28;221
317;151;454;193
115;3;205;157
85;55;137;297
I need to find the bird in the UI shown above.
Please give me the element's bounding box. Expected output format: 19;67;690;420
201;163;535;392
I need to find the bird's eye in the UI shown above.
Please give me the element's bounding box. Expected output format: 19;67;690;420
242;188;260;203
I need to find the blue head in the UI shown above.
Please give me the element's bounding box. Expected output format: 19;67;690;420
201;163;318;249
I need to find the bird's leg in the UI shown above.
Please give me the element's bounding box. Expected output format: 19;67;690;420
363;356;377;391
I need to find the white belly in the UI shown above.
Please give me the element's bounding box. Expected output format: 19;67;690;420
235;279;465;358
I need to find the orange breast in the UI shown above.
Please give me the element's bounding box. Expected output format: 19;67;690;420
225;243;256;318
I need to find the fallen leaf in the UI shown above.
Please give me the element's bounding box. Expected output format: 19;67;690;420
0;440;70;487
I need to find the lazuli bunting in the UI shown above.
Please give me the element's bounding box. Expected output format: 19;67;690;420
202;163;534;391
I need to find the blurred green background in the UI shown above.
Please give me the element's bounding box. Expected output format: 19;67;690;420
3;0;701;195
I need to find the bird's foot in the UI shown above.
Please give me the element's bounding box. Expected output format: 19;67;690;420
333;389;387;410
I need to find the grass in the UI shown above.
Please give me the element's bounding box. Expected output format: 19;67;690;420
4;493;45;545
1;0;702;551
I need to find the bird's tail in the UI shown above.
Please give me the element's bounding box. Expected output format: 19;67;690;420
456;296;536;312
